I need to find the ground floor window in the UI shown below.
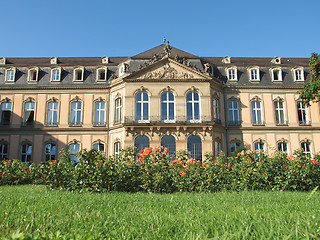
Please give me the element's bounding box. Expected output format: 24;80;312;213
21;143;32;163
161;135;176;156
187;135;202;161
0;143;8;160
135;136;149;153
45;143;56;161
69;143;80;163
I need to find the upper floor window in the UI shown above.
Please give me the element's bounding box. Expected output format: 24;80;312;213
70;101;82;126
135;92;149;123
274;99;286;125
97;67;107;82
24;101;35;126
249;67;260;81
21;143;32;163
251;100;263;125
271;68;282;81
28;67;39;82
227;67;237;81
114;98;122;124
94;101;105;126
0;142;8;160
5;68;15;82
213;98;220;122
51;68;61;82
301;141;312;158
0;101;12;126
45;143;56;161
228;101;240;125
46;101;59;126
277;141;288;154
186;92;200;122
161;92;175;122
74;67;84;82
293;67;304;81
69;143;80;163
297;101;310;125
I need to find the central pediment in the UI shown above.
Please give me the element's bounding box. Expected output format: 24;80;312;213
124;58;212;81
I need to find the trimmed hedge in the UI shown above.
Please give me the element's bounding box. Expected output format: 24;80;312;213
0;147;319;192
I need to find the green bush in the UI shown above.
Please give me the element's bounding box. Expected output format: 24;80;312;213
0;147;319;193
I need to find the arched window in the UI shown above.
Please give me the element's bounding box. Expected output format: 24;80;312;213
45;143;57;161
114;142;121;158
21;142;32;163
46;100;59;126
186;92;200;122
254;140;265;152
0;142;8;160
114;98;122;124
94;101;105;126
161;135;176;156
187;135;202;161
135;92;149;122
230;141;241;154
161;92;175;122
277;141;288;154
69;143;80;163
215;139;222;156
134;136;149;153
301;141;312;158
93;142;105;152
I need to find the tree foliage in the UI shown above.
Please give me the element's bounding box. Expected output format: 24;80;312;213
298;53;320;106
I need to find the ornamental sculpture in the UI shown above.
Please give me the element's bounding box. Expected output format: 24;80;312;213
138;64;194;79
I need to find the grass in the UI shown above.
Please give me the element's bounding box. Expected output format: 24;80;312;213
0;185;320;239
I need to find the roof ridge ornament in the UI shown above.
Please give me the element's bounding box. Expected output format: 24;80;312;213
162;41;172;58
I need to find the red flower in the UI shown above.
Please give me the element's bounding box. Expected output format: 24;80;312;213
140;149;144;154
154;147;158;152
24;168;29;172
1;173;4;176
141;153;146;158
237;153;240;157
0;177;2;180
311;160;318;164
287;155;294;160
164;147;169;154
227;164;231;167
179;172;186;177
162;154;166;158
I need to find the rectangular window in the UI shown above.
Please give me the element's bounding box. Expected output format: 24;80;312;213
6;70;15;82
70;102;82;126
52;69;60;81
21;144;32;162
301;142;312;158
28;69;38;82
93;143;104;152
254;142;264;152
278;142;288;154
228;101;240;125
45;143;56;161
47;102;58;126
228;69;236;80
94;101;105;126
251;69;259;80
1;102;12;125
114;98;121;124
24;102;35;126
273;69;281;81
74;69;83;81
274;101;286;125
295;69;303;81
114;142;120;158
0;143;8;160
230;142;240;154
251;101;263;125
69;143;80;163
214;99;220;122
297;101;310;125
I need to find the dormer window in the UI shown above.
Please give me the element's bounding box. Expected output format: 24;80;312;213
51;67;61;82
248;67;260;81
119;64;125;77
271;67;282;81
226;67;237;81
28;67;39;82
74;67;84;82
0;57;5;65
222;56;231;64
5;68;16;82
96;67;107;82
293;67;304;81
50;57;57;65
271;57;281;65
101;57;109;64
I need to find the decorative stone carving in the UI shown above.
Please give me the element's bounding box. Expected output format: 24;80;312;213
251;96;262;101
162;41;172;58
71;96;81;102
124;64;130;73
94;96;105;102
204;63;211;75
138;64;194;79
110;72;117;80
25;97;35;102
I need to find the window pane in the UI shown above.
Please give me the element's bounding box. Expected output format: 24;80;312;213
161;135;176;156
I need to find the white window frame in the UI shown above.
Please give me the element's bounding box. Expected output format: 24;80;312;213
23;101;36;126
271;67;282;81
114;142;120;158
161;92;175;123
93;142;105;152
230;141;241;154
135;92;150;123
251;100;264;125
274;100;286;125
45;143;57;161
297;101;310;125
0;142;8;160
186;92;201;123
254;141;265;152
277;141;288;154
0;101;12;126
96;67;107;82
69;143;80;163
28;67;39;82
228;100;240;125
214;98;220;122
94;101;105;126
5;68;16;82
51;67;61;82
301;141;312;158
21;143;32;163
46;101;59;126
293;67;304;81
114;98;122;124
226;67;237;81
69;101;82;126
248;67;260;81
73;67;84;82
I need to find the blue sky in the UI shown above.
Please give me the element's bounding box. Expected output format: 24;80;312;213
1;0;319;58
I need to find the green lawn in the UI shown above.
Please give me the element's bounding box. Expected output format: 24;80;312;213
0;185;320;239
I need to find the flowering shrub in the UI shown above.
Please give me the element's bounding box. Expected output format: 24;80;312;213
0;148;319;193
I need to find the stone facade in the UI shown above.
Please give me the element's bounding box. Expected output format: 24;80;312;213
0;44;319;163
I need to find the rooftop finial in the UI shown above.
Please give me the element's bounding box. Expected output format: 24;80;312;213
163;37;166;44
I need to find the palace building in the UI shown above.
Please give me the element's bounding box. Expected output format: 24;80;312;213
0;43;319;164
